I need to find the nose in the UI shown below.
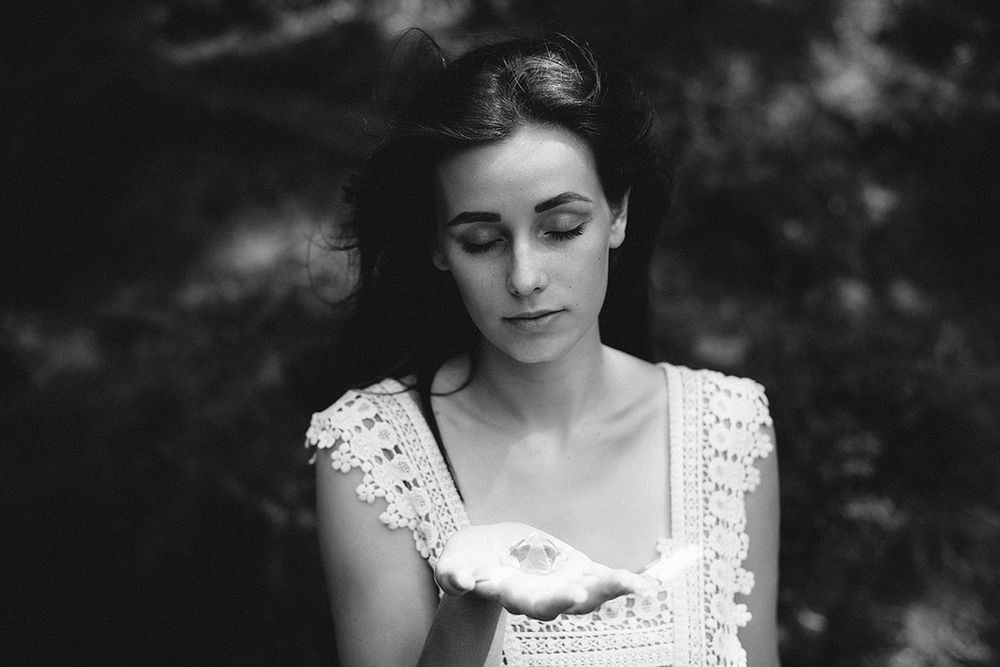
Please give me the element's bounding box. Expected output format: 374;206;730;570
506;238;548;296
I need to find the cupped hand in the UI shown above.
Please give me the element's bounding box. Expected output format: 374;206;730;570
434;522;658;621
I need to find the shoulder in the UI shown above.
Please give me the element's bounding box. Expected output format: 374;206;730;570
311;379;440;664
312;376;415;418
308;376;442;663
604;347;769;403
669;363;769;398
668;363;773;434
669;366;779;660
308;375;453;560
305;377;418;457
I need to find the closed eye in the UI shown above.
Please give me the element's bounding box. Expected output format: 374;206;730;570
461;239;503;255
459;220;588;254
547;222;588;241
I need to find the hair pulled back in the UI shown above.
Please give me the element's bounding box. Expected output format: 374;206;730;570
333;33;672;393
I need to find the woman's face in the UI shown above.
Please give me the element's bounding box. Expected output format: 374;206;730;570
434;123;628;365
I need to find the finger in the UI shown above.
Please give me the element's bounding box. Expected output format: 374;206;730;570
583;562;653;595
645;543;702;584
435;571;474;596
565;584;588;607
562;569;659;615
608;569;659;596
524;586;586;621
498;578;584;621
434;563;477;596
470;565;510;600
559;574;603;614
616;570;660;595
560;572;627;615
546;584;595;616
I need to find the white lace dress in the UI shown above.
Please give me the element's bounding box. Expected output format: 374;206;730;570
307;363;773;666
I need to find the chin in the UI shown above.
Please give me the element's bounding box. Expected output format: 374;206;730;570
491;335;585;366
508;350;562;365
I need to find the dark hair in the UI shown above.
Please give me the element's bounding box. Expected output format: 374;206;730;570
332;33;672;393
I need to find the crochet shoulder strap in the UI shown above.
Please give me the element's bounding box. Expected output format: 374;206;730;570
306;380;469;566
670;364;774;666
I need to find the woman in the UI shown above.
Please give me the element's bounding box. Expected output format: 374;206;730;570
307;34;779;666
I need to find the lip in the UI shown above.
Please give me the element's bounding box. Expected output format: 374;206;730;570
506;309;562;320
503;309;564;329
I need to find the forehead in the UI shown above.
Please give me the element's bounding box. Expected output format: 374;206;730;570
436;124;602;211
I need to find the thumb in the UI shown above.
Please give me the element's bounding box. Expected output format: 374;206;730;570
434;560;477;596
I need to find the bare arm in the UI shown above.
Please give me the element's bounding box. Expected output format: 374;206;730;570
738;425;781;666
417;593;505;665
315;455;503;666
316;453;660;665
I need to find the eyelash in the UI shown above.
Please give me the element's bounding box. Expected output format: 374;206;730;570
461;241;500;255
548;224;587;241
460;223;588;255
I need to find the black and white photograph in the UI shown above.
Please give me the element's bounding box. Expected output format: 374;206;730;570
3;1;998;664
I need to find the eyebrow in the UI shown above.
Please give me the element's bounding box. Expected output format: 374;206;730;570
534;191;593;213
445;211;501;227
446;192;593;227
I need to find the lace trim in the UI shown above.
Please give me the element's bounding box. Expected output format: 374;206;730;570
306;365;773;666
674;365;774;666
305;379;468;566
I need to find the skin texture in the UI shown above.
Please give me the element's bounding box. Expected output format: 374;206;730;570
739;425;781;666
316;122;780;665
433;522;659;620
432;123;627;367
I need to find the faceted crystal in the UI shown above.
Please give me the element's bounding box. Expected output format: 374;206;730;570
503;532;566;573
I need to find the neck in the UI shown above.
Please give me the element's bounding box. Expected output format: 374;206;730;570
468;328;612;434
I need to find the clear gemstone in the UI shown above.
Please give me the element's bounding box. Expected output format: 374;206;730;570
503;532;566;573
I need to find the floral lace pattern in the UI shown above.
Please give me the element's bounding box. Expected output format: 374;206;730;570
306;378;467;565
671;365;774;666
307;365;773;666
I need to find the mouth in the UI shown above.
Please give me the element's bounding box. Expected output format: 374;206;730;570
503;309;564;329
505;309;563;320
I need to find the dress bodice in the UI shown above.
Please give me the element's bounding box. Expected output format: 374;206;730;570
307;363;773;666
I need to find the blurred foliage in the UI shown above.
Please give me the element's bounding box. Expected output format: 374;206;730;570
3;0;999;664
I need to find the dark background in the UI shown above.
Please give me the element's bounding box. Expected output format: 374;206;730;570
3;0;999;664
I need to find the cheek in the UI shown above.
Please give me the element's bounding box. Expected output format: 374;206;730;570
449;263;499;310
576;240;611;279
575;244;611;304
